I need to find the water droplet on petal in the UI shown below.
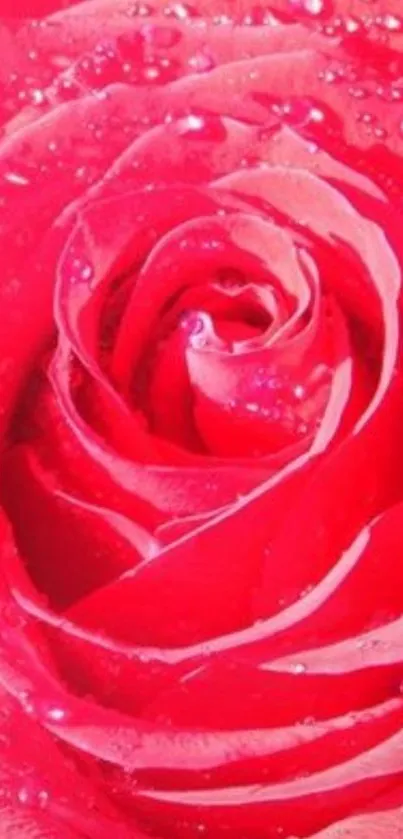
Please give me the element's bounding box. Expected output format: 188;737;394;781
377;13;402;31
344;16;362;33
67;256;94;285
212;14;233;25
17;783;50;810
373;126;387;139
289;0;332;18
281;98;325;127
128;1;153;16
163;2;199;19
30;88;46;105
4;171;30;186
292;663;307;674
293;384;305;399
141;56;180;83
348;86;370;100
241;5;274;25
245;401;260;414
176;113;227;142
357;111;375;125
47;706;67;722
22;694;70;723
188;51;216;72
319;69;338;84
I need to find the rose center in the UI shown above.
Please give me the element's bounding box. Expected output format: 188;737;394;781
122;264;334;459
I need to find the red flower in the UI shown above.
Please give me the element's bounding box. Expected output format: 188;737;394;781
1;1;403;837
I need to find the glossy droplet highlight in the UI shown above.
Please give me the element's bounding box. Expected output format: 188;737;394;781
17;782;50;810
163;2;199;19
141;57;180;84
21;693;70;724
188;51;216;73
289;0;332;17
30;88;46;105
241;6;274;25
66;255;94;285
4;171;30;186
276;98;326;128
128;1;153;15
177;114;227;142
376;13;402;31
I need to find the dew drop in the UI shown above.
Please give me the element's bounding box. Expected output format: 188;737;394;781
304;0;325;14
322;24;337;35
188;51;216;72
357;637;381;650
30;88;46;105
377;13;402;31
69;257;94;284
289;0;332;18
357;111;375;125
141;56;180;83
176;113;227;142
344;16;362;33
22;694;70;724
373;126;387;139
17;783;50;810
4;171;30;186
142;64;160;81
310;107;325;123
293;384;305;399
75;165;88;179
348;86;370;100
47;706;67;722
319;69;338;84
377;84;403;103
212;14;233;25
281;98;325;127
241;6;274;25
292;662;307;674
163;2;199;19
128;1;153;16
245;401;260;414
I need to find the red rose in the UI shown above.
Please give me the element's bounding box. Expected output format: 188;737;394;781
1;1;403;837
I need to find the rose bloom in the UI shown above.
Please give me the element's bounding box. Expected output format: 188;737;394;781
1;0;403;837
